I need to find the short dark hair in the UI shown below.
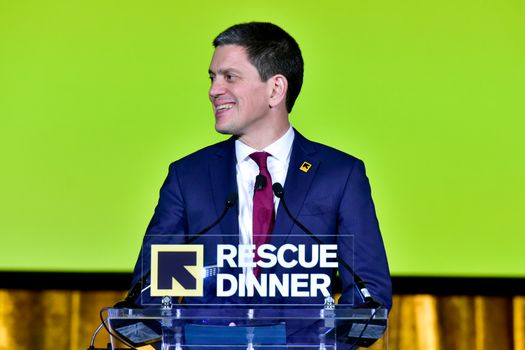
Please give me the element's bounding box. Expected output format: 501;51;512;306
213;22;304;113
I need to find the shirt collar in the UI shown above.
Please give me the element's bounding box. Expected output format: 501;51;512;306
235;125;295;164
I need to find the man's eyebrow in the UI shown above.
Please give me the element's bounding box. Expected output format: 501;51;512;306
208;68;242;76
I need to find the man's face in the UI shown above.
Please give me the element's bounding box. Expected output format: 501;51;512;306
208;45;272;137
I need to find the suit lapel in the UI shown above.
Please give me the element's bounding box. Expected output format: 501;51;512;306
209;138;239;246
271;130;319;247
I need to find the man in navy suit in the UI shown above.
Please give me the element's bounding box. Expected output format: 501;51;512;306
131;22;391;311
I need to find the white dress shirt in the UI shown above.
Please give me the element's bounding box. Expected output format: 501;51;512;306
235;126;295;248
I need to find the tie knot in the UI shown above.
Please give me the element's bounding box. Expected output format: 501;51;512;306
249;151;271;169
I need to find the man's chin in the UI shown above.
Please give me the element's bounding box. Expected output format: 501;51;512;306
215;124;235;135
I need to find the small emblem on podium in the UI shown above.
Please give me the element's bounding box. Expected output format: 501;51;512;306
151;245;204;297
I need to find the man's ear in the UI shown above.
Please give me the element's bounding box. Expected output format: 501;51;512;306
268;74;288;108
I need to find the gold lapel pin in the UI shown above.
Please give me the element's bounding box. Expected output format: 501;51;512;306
300;161;312;173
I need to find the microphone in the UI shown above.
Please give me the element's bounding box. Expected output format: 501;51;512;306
254;174;266;191
114;192;238;308
272;183;380;307
187;192;237;244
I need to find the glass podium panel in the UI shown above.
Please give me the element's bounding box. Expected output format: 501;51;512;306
106;305;387;349
137;234;359;307
115;234;388;349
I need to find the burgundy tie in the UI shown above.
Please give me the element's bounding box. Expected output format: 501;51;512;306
250;152;275;275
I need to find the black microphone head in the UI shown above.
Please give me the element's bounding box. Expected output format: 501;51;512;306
226;192;238;208
255;174;266;191
272;182;284;198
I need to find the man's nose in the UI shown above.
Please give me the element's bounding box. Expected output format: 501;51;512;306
209;79;226;99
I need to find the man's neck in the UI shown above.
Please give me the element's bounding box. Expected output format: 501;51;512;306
238;122;291;150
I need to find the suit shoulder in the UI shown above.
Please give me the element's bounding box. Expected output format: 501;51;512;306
302;137;364;169
168;138;234;170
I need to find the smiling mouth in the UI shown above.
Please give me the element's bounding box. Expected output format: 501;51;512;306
216;103;235;112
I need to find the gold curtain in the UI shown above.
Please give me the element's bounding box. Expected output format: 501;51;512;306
1;290;524;350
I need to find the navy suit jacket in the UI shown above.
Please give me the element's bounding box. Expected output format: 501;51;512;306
131;130;391;309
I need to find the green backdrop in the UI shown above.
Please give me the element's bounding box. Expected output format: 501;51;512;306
1;0;524;276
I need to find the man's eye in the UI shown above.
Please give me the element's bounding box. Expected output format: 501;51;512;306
226;74;235;81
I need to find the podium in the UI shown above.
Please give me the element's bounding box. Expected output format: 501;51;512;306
111;233;390;348
106;304;388;349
